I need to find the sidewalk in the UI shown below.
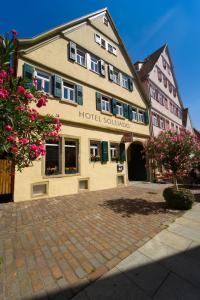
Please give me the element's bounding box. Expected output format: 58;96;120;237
72;202;200;300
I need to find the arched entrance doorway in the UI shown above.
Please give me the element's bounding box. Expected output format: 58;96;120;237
127;142;147;181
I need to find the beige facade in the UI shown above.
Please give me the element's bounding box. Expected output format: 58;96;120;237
14;9;150;202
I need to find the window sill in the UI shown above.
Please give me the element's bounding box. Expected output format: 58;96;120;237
101;110;112;116
75;61;87;69
115;114;125;120
43;173;80;179
60;99;78;106
90;69;100;76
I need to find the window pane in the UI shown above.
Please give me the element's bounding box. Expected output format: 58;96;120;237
44;81;50;93
64;88;68;99
37;79;42;91
45;141;59;175
37;71;49;79
65;140;78;174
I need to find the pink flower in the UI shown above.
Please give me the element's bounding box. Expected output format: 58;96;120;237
0;70;8;79
36;97;47;108
17;105;25;111
7;136;15;142
0;88;9;98
0;78;3;84
17;86;26;95
24;92;33;100
30;108;39;121
4;125;13;132
30;144;38;152
11;145;18;153
9;68;14;75
38;145;46;156
19;138;29;144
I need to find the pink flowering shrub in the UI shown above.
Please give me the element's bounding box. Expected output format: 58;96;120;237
144;129;200;189
0;30;61;172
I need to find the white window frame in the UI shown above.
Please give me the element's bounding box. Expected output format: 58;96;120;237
153;115;158;127
95;33;101;44
90;56;99;73
138;111;145;123
35;70;51;93
116;103;123;117
110;143;119;160
132;109;138;122
90;141;101;161
113;69;120;85
64;139;79;174
122;74;129;89
76;48;86;67
62;81;75;102
101;96;110;112
160;118;165;129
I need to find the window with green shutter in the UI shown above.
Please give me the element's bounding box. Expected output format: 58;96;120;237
145;111;149;125
69;41;76;61
75;85;83;105
123;103;129;119
128;105;133;121
108;64;114;81
99;59;105;76
101;141;108;163
23;63;34;88
96;92;102;111
119;143;126;162
128;78;134;91
53;75;62;98
111;98;117;115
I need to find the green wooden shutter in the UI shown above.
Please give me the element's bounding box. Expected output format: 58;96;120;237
108;64;114;81
128;78;134;91
145;111;149;125
53;75;62;98
96;92;102;111
111;98;117;115
123;103;129;119
128;105;133;120
101;141;108;163
99;60;105;76
75;85;83;105
69;41;76;61
23;63;34;88
119;143;126;162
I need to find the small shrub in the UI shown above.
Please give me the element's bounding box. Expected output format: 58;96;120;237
163;187;195;210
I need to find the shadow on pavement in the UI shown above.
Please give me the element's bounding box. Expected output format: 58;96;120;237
28;245;200;300
100;198;170;217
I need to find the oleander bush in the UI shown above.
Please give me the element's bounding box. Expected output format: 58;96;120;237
163;186;195;210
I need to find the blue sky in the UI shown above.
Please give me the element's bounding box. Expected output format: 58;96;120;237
1;0;199;129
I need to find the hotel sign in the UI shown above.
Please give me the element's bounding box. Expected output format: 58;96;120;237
122;132;133;142
79;111;130;129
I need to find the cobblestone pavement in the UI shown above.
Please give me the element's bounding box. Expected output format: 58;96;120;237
0;185;182;300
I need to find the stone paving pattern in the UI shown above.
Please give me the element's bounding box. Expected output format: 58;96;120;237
73;198;200;300
0;185;182;299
